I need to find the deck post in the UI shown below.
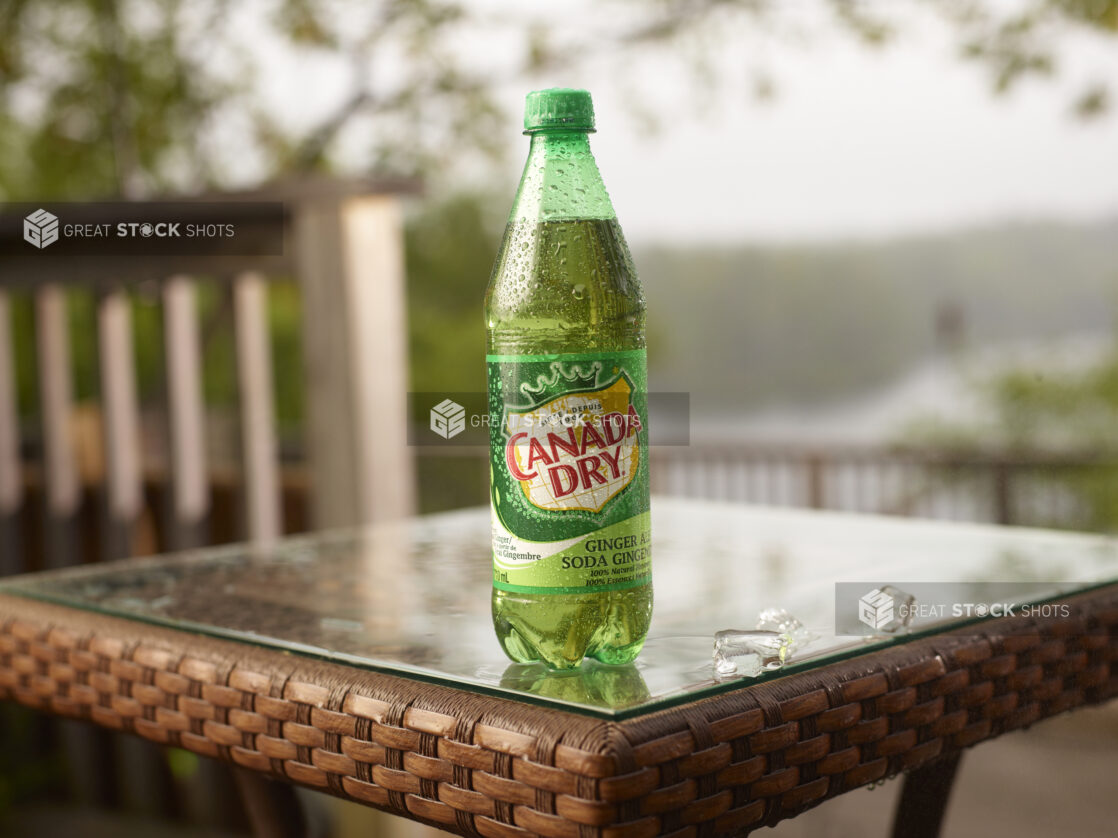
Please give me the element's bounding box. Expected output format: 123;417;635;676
295;194;415;528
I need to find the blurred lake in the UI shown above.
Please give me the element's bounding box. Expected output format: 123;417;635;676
696;332;1115;445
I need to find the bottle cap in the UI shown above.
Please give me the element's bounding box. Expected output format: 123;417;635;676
524;88;595;133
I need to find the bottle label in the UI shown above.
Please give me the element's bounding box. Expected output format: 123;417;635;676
487;349;651;594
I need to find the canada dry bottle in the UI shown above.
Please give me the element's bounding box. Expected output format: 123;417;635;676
486;88;652;670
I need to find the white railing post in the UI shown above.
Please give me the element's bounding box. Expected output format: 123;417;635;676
97;286;143;559
234;271;281;542
35;284;81;568
163;276;210;549
295;194;415;528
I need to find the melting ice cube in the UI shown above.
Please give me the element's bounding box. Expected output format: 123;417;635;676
713;630;794;679
756;607;800;633
756;607;818;650
712;607;822;680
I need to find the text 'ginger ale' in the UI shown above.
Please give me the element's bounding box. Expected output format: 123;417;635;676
486;88;652;670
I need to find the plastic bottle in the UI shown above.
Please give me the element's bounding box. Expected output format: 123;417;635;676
486;88;652;670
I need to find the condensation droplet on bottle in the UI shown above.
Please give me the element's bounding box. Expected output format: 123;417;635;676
572;284;586;300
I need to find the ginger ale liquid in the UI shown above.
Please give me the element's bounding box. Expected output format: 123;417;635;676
486;89;652;670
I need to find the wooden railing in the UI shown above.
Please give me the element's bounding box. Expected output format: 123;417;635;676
414;443;1118;531
0;178;418;573
652;444;1116;528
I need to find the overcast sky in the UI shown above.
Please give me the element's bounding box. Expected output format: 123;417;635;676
253;1;1118;245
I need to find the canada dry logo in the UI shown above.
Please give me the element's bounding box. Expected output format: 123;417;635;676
503;363;642;514
23;208;59;249
430;398;466;439
858;587;895;631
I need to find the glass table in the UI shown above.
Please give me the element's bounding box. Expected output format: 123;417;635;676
1;498;1116;837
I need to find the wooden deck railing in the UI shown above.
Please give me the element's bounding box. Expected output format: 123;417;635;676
651;444;1116;528
414;443;1118;531
0;177;418;573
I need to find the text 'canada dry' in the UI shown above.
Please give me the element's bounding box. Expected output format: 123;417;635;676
486;89;652;669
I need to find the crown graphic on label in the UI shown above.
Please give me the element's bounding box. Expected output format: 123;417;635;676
519;360;602;403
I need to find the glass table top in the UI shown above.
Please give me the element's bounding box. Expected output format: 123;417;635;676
3;498;1117;718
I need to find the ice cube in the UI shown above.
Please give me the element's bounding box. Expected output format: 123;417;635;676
756;608;818;651
756;607;800;634
713;630;793;679
714;654;750;677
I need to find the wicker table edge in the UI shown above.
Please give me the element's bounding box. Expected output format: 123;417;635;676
1;586;1116;838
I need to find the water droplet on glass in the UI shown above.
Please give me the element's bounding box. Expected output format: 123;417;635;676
572;284;585;300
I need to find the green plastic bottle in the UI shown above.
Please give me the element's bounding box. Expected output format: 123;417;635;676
486;88;652;670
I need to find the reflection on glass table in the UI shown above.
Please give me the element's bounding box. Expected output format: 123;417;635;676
3;497;1116;717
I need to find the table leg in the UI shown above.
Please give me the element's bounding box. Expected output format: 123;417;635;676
234;769;309;838
890;753;963;838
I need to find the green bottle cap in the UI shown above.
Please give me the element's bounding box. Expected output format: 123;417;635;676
524;88;596;133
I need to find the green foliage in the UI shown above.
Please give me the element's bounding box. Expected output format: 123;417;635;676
901;335;1118;532
3;0;1116;205
268;281;305;435
405;192;503;398
0;0;239;198
1055;0;1118;31
0;0;521;200
989;356;1118;452
939;0;1118;111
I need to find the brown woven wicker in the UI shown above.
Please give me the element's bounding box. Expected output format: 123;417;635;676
2;587;1116;837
